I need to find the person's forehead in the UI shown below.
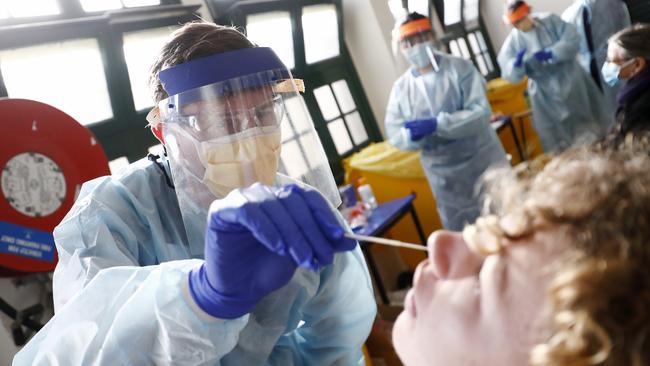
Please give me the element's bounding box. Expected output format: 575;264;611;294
607;43;627;62
402;31;433;43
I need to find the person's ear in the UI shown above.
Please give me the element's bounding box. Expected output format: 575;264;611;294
634;57;647;76
147;107;165;145
427;231;484;279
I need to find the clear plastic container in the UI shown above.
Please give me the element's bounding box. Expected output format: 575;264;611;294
357;178;378;210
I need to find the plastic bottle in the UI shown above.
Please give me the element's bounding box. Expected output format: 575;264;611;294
357;178;378;210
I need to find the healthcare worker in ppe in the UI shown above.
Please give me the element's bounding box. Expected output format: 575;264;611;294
385;12;508;231
14;22;376;365
562;0;631;121
497;0;609;152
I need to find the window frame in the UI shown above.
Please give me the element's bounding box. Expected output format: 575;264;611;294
212;0;382;182
0;2;198;162
432;0;500;80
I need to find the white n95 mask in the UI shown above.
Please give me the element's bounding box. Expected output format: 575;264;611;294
199;127;281;197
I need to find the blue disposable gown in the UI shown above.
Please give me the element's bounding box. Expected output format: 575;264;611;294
498;13;609;152
385;54;508;231
13;156;376;365
562;0;631;121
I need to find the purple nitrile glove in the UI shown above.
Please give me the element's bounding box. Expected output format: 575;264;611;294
188;183;357;319
405;118;437;141
533;49;553;62
514;49;527;68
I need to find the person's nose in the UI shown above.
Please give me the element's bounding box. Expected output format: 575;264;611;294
427;230;483;279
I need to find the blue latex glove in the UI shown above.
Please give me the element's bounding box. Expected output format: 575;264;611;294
533;49;553;62
188;183;357;319
404;118;437;141
514;49;527;68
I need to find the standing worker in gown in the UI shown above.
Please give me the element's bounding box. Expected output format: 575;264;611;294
13;22;376;365
498;0;609;152
385;12;508;231
562;0;631;121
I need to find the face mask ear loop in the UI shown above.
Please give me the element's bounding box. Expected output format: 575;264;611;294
621;58;638;77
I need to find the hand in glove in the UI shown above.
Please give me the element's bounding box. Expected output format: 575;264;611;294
405;118;437;141
188;183;357;319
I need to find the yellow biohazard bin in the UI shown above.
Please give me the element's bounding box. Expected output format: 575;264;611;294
344;142;438;270
486;77;543;161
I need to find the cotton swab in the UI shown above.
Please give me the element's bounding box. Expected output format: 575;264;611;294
345;233;428;252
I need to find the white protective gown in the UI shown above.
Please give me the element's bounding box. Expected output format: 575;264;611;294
13;156;376;366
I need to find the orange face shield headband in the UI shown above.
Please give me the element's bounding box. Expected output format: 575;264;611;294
398;18;433;41
503;3;530;24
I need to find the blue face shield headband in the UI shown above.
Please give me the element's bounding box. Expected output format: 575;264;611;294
159;47;291;98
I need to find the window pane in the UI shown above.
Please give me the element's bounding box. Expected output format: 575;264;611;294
331;80;356;114
79;0;122;12
407;0;428;15
109;156;130;174
8;0;60;17
468;33;481;55
246;12;294;69
457;37;471;59
280;114;295;143
285;96;311;134
463;0;479;25
148;144;164;156
300;134;321;168
444;0;461;25
475;54;488;75
484;52;495;71
449;40;461;58
476;31;488;52
314;85;340;121
345;112;368;145
328;118;353;155
122;0;160;7
280;140;310;177
280;97;312;143
123;26;178;111
302;4;339;64
1;39;113;125
0;3;9;19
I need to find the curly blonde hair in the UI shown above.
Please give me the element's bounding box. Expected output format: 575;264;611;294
463;141;650;365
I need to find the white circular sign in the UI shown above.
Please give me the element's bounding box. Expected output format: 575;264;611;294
1;152;67;217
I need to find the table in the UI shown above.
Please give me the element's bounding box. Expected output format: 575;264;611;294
353;194;427;304
492;116;526;162
512;109;534;160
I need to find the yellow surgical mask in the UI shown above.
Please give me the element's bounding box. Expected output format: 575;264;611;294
199;127;281;197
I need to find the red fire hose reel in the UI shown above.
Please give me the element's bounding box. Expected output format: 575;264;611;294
0;98;110;276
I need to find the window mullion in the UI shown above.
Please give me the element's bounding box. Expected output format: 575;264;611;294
58;0;85;18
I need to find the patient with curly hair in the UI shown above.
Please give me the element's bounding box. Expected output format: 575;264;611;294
393;141;650;365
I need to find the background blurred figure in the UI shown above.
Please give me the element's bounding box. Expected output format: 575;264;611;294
392;141;650;365
498;0;609;152
385;12;508;231
562;0;631;122
602;24;650;143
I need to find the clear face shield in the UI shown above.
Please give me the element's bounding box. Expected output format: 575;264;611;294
157;47;339;257
394;18;440;72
